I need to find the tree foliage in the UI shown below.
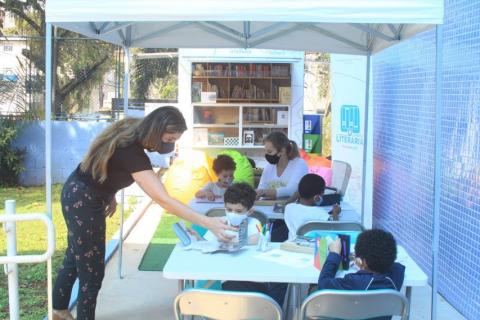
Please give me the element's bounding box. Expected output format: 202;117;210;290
0;118;25;186
0;0;115;114
131;48;178;99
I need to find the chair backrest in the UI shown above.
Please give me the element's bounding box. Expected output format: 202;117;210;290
206;208;268;225
296;221;365;236
330;160;352;196
299;289;409;320
174;288;283;320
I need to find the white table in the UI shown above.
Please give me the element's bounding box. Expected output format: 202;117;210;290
188;199;361;221
164;243;427;318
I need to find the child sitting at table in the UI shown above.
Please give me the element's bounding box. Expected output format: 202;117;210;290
195;154;236;201
284;173;341;240
201;182;260;245
318;229;405;317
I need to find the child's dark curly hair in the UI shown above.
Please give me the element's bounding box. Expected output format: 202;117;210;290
212;155;236;174
354;229;397;274
224;183;256;210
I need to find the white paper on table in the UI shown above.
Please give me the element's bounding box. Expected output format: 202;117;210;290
194;197;224;204
185;240;245;254
254;248;313;268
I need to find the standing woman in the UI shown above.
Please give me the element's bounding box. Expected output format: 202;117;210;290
52;106;233;320
256;131;308;200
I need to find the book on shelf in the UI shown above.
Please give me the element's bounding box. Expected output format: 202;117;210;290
193;128;208;145
192;82;202;102
244;108;273;123
279;87;291;104
243;130;255;146
276;110;289;125
271;64;290;77
208;132;225;145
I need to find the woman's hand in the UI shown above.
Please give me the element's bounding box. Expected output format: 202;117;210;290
105;198;117;218
204;216;236;242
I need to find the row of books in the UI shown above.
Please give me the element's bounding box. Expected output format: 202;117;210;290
231;84;270;99
192;63;290;78
243;108;273;122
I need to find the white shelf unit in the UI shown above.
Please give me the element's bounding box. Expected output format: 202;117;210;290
192;103;290;149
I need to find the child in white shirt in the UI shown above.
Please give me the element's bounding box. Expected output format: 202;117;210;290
202;182;260;245
196;154;236;201
284;173;340;240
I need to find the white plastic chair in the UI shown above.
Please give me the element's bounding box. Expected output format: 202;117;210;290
298;289;409;320
174;288;283;320
325;160;352;197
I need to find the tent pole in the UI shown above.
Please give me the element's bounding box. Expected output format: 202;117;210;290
45;22;54;320
361;53;371;227
432;24;444;320
118;46;130;279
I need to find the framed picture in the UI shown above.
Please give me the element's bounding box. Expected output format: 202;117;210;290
243;130;255;146
277;110;289;125
192;82;202;102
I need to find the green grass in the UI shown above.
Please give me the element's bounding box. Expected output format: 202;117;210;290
0;185;135;320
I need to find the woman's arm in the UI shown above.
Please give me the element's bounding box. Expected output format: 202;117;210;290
132;170;234;241
255;165;277;199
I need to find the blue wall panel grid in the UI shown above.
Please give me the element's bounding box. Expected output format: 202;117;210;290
372;0;480;319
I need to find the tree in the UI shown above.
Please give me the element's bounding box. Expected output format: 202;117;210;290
0;0;115;114
131;48;178;99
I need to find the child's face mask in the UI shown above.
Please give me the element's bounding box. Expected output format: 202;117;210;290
225;210;248;226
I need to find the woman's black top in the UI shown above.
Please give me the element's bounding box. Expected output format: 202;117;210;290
76;142;152;200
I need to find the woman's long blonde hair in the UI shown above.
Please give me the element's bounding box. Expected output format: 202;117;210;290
80;106;187;183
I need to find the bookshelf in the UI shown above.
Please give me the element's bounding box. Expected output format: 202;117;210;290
191;62;291;104
192;104;289;148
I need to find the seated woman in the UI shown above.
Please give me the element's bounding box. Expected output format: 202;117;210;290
256;131;308;242
256;131;308;200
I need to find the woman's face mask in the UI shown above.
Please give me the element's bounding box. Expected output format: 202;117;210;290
157;142;175;154
265;153;281;165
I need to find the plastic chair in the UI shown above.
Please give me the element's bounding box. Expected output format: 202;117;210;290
325;160;352;197
174;288;283;320
298;289;409;320
296;221;365;236
205;208;268;225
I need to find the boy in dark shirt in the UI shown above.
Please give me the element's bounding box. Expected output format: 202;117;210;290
318;229;405;320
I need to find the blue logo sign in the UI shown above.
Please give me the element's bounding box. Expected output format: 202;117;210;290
340;105;360;135
336;105;363;145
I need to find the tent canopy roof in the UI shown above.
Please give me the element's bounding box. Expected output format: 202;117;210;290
46;0;443;54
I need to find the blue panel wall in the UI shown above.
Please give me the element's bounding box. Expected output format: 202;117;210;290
372;1;480;319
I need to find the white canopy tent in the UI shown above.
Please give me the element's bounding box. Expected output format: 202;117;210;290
42;1;444;319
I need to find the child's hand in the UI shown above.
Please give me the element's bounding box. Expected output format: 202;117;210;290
331;204;341;221
329;238;342;255
205;191;216;201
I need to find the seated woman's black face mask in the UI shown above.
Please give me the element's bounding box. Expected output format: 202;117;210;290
265;153;281;165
